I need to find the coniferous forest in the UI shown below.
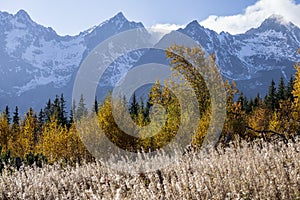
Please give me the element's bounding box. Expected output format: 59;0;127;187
0;45;300;199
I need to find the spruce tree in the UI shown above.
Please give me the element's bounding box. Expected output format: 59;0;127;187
44;99;52;122
129;92;139;117
143;100;151;121
4;106;10;124
94;96;99;114
75;95;88;121
277;77;285;102
237;92;248;111
140;97;144;114
12;106;19;126
59;94;68;126
248;98;254;112
69;100;76;125
38;109;45;127
68;108;74;127
285;76;294;101
52;95;61;120
253;93;261;108
265;79;277;111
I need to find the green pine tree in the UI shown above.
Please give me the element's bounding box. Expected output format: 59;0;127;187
129;92;139;118
265;79;277;111
44;99;52;122
277;77;285;102
285;76;294;101
75;95;88;121
38;109;45;127
59;94;68;126
94;96;99;114
12;106;19;126
3;105;10;124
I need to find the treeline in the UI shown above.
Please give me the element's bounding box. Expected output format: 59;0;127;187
238;77;294;114
0;45;299;169
223;76;298;143
0;94;93;171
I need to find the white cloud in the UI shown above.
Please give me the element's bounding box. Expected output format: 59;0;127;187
199;0;300;34
148;23;185;41
150;23;185;34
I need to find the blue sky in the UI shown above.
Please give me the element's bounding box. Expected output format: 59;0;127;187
0;0;300;35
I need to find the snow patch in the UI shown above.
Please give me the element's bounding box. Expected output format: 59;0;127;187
5;29;28;54
22;36;86;71
14;73;72;96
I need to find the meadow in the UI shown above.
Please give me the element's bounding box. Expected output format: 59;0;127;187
1;139;299;199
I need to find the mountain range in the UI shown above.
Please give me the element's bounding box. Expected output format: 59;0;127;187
0;10;299;113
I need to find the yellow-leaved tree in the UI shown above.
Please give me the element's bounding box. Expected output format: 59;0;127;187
165;45;225;147
14;108;39;157
221;80;246;142
36;117;64;163
290;49;300;136
268;49;300;139
0;114;10;151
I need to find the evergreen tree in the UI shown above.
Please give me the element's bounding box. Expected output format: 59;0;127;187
44;99;52;122
140;97;145;116
143;100;151;121
59;94;68;126
3;105;10;124
12;106;20;126
129;92;139;117
69;100;76;126
94;96;99;114
68;108;74;127
277;77;285;101
237;92;248;111
52;95;61;120
75;95;88;121
265;79;277;111
11;106;20;143
38;109;45;127
285;76;294;101
253;93;261;108
248;98;254;112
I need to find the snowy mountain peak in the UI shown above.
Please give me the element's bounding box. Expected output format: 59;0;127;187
259;14;294;30
7;9;38;29
105;12;129;27
0;11;9;19
0;10;299;112
183;20;206;35
267;14;289;25
186;20;201;28
111;12;127;21
15;9;31;20
13;9;36;25
94;11;143;32
245;15;297;35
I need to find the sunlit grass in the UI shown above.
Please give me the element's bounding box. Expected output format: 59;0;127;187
0;139;299;199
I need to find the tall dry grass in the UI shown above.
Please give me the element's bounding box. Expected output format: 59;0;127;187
0;139;299;199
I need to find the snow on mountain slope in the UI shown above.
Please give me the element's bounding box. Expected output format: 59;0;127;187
0;10;299;111
0;10;85;96
0;10;148;111
159;15;300;96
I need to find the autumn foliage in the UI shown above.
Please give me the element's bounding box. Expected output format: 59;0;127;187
0;45;299;165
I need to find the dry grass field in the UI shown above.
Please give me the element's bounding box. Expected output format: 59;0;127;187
0;139;299;199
